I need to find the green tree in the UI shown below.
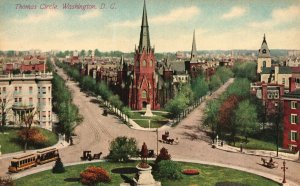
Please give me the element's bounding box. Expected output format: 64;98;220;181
94;49;101;57
235;100;259;141
204;99;221;139
215;67;233;84
80;50;85;57
157;160;182;180
191;75;209;100
6;50;15;57
108;136;139;162
209;75;222;91
52;158;65;173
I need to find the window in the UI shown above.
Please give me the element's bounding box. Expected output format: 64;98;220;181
19;98;22;103
14;87;17;92
290;114;298;124
142;60;147;67
263;61;266;67
42;87;46;94
291;101;298;109
267;90;279;99
142;90;147;98
19;87;22;92
29;86;33;93
3;99;6;103
14;98;18;103
29;98;33;105
48;86;51;92
290;131;298;141
149;60;153;67
2;87;6;93
282;78;285;85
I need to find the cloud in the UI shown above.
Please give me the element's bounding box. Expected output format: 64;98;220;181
151;6;200;24
111;6;200;27
249;5;300;28
221;6;247;20
79;10;101;20
12;10;63;24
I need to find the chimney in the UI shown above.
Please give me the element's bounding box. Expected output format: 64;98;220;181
289;77;296;92
274;65;279;83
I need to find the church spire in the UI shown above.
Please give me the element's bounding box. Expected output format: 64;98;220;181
258;33;270;58
138;0;151;53
191;29;197;62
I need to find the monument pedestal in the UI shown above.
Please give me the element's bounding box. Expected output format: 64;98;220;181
133;165;161;186
144;104;154;117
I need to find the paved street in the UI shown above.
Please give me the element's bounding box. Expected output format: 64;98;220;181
0;68;299;185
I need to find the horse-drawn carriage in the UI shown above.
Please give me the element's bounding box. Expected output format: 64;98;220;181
161;131;179;145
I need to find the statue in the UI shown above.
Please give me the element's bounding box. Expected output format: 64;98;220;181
131;142;161;186
139;142;149;168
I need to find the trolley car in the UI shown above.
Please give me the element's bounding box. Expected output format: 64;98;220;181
8;148;59;173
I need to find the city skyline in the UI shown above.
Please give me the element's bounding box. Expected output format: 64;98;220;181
0;0;300;52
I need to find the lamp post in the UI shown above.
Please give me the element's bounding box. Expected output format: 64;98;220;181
275;102;279;157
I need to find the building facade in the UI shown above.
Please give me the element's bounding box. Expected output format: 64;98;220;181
0;73;53;130
282;77;300;151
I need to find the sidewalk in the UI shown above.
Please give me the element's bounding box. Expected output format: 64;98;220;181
215;143;300;162
0;138;69;160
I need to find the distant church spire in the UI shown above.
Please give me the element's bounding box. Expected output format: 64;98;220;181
191;29;197;62
258;33;270;58
138;0;151;53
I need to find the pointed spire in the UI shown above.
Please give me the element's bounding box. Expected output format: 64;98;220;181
191;29;197;62
258;33;270;58
138;0;151;53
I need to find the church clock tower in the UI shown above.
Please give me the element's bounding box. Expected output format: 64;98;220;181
257;34;271;74
128;0;159;110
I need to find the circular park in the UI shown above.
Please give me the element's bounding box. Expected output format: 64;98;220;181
14;160;280;186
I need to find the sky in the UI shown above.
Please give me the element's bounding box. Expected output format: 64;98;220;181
0;0;300;52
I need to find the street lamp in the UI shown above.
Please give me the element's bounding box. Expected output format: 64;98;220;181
275;102;279;157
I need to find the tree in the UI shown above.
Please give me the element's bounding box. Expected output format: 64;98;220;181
80;166;111;185
204;99;221;140
6;50;14;57
215;67;233;84
20;111;37;152
52;158;65;173
108;136;139;162
0;96;12;133
218;95;240;144
80;50;86;57
155;147;171;163
209;75;222;91
94;49;101;57
235;100;259;142
191;75;209;100
157;160;182;180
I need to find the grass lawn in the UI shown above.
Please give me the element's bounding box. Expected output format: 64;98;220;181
0;127;58;154
130;111;171;128
15;161;279;186
228;136;277;151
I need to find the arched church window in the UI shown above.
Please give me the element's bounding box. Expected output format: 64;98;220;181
143;60;147;67
263;61;266;67
142;90;147;98
149;60;153;67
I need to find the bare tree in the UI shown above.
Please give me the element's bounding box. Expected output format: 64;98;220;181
21;111;37;152
0;92;13;133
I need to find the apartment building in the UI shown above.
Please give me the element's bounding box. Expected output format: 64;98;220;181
0;72;53;130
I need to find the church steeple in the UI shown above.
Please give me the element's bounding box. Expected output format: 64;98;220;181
138;0;151;53
258;33;270;58
191;29;197;62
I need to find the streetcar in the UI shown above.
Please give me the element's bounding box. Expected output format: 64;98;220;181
8;148;59;173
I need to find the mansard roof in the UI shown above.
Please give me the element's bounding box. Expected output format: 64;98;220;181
261;66;291;74
283;89;300;99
